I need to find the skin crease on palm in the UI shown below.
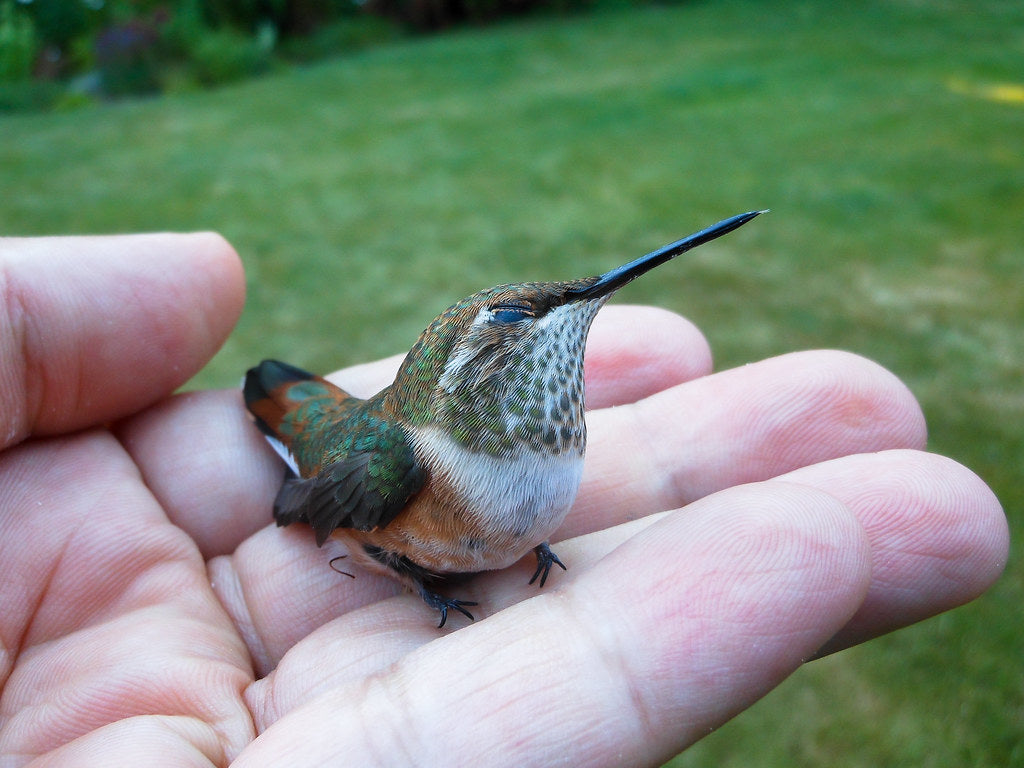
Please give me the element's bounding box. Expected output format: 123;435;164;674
0;234;1008;767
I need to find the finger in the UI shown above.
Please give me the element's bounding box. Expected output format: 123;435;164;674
236;484;871;765
118;305;710;558
117;389;282;560
568;348;927;537
0;233;244;450
241;448;1002;718
483;452;1006;652
207;526;407;677
775;450;1008;654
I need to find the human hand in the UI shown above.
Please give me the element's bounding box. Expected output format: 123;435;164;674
0;235;1007;766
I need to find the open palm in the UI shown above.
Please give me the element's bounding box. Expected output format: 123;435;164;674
0;235;1007;767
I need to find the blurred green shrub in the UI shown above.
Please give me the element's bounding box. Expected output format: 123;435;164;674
94;17;162;96
19;0;91;51
186;27;272;86
277;14;399;61
159;1;271;87
0;1;38;83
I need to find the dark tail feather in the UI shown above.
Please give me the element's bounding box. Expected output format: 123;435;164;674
273;475;315;528
243;359;316;438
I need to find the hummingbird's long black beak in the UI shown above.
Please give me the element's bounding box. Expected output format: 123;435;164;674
567;209;767;302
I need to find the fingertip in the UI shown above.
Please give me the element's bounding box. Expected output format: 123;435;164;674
859;450;1008;598
808;349;928;451
940;456;1009;591
775;449;1007;654
129;231;246;373
188;231;247;331
326;354;405;399
584;304;712;409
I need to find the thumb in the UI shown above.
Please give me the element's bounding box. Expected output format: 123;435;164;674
0;232;245;449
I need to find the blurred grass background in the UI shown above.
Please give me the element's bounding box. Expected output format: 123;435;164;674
2;0;1021;764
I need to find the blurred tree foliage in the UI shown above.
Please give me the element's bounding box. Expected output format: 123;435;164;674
0;0;599;111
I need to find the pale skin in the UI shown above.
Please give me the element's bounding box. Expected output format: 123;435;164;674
0;234;1008;767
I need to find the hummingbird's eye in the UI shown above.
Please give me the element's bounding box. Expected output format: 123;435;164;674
489;303;535;324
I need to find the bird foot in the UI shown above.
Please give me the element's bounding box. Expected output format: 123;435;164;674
418;584;478;628
529;542;566;587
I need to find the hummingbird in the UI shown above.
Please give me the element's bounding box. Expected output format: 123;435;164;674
244;210;764;626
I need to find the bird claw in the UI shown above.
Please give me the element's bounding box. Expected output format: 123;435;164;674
418;585;478;628
328;555;356;579
529;542;566;587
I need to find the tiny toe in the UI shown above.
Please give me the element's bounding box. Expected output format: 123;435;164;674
419;584;477;627
530;542;567;587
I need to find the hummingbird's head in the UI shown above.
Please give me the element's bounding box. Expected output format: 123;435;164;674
390;210;765;456
432;277;612;393
387;277;611;457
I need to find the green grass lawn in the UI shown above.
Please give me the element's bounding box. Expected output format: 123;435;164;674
3;0;1022;763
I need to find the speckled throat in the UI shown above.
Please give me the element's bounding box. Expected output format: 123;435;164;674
433;294;610;458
